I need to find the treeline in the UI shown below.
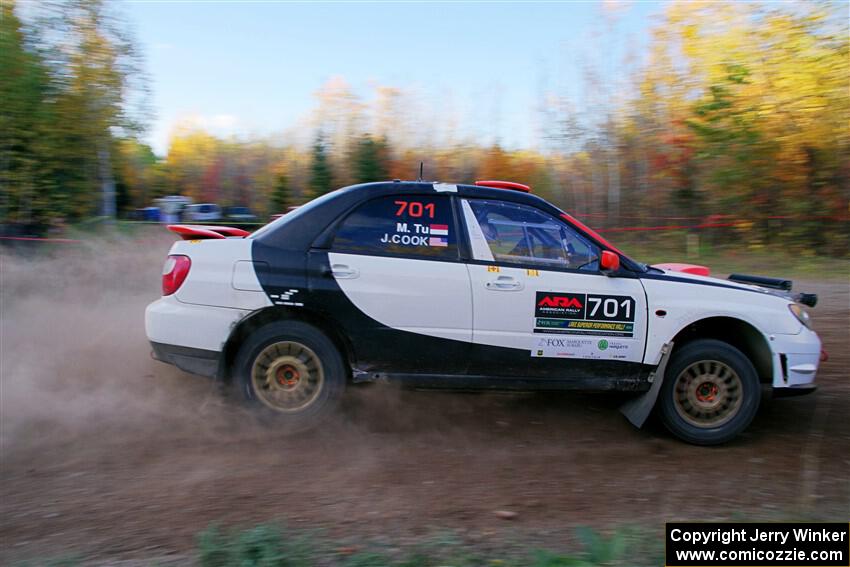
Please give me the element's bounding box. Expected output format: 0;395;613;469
1;0;148;227
2;1;848;251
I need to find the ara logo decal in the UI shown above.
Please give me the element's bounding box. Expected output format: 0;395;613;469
537;296;583;309
597;339;609;351
535;292;586;319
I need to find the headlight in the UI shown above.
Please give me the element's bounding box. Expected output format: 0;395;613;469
788;303;812;329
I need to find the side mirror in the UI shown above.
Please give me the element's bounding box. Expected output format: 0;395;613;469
600;250;620;274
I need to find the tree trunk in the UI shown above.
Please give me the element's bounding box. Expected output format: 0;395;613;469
99;144;116;220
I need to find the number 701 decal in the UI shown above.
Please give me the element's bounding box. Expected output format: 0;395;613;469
394;200;435;218
586;296;633;321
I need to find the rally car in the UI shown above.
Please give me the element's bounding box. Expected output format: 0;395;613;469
145;180;823;445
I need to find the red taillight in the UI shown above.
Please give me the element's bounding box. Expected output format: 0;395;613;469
162;255;191;296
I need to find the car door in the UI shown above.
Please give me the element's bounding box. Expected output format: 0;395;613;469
308;193;473;375
460;198;647;384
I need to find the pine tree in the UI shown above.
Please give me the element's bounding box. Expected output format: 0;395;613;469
269;171;291;213
353;134;389;183
308;135;333;197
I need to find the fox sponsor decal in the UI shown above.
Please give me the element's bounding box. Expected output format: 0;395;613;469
534;292;636;337
531;336;637;360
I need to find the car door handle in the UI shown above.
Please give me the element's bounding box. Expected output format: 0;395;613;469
485;275;523;291
329;264;359;279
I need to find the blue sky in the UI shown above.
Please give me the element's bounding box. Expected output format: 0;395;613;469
123;1;665;155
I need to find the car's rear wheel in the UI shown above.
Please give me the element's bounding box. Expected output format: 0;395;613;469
234;321;346;429
659;339;760;445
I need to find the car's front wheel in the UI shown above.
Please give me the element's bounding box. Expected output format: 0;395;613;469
659;339;760;445
234;321;346;429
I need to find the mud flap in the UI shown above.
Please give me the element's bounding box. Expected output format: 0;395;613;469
620;342;673;428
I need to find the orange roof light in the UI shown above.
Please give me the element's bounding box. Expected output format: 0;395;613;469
474;180;531;193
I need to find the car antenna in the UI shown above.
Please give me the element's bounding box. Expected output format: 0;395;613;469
417;161;424;182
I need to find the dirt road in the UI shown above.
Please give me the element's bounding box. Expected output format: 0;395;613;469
1;238;848;563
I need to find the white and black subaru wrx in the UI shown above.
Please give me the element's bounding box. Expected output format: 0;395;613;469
146;180;824;444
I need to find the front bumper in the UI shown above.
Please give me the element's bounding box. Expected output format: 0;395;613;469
772;383;817;398
770;326;821;396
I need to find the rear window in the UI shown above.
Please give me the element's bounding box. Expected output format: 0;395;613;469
332;195;457;260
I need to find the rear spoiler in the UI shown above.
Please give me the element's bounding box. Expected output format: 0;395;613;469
167;225;250;240
728;273;817;307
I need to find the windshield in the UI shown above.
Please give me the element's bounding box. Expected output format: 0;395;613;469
559;211;647;272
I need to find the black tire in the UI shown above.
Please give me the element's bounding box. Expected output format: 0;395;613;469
234;320;346;430
659;339;760;445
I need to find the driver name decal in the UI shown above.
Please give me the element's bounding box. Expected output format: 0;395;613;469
380;219;449;248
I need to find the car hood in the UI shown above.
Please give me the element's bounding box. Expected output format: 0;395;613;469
649;264;796;301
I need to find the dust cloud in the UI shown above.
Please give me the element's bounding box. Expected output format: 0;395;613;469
0;231;497;454
0;232;254;453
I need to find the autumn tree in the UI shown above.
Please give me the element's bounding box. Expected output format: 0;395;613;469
0;0;54;227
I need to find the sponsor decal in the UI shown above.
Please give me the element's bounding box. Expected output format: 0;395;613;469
535;319;634;337
487;265;500;273
534;292;636;337
536;293;584;318
531;336;636;360
432;183;458;193
269;288;304;307
526;269;540;277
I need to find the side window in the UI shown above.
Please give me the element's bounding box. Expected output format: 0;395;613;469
461;199;600;271
332;195;457;259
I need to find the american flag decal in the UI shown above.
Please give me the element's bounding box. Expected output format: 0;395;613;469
429;236;448;247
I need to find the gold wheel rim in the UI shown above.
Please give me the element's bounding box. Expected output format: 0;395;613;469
251;341;324;413
673;360;743;428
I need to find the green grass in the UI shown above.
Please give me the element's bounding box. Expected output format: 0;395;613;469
612;232;850;280
192;523;663;567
